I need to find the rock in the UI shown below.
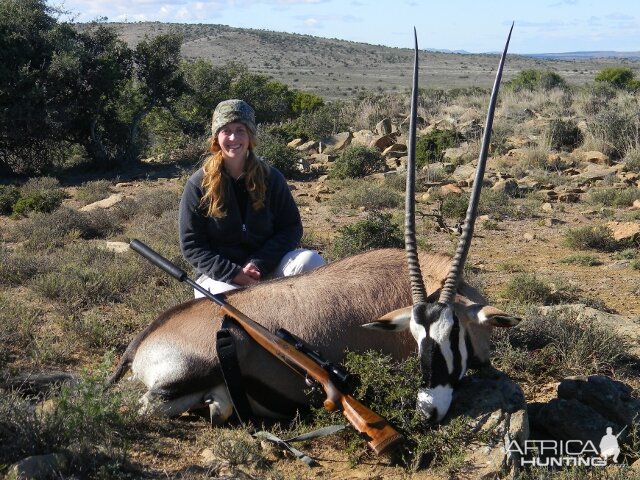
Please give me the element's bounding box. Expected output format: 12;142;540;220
491;179;520;197
381;143;407;157
79;193;124;212
287;138;304;148
451;163;477;183
440;183;464;196
104;241;130;254
577;163;623;185
449;369;528;479
533;398;623;445
370;133;396;152
557;375;640;427
631;199;640;210
541;203;554;212
443;142;472;163
606;221;640;242
351;130;377;147
375;118;393;135
582;150;612;166
319;132;351;154
7;453;68;480
557;192;580;203
296;140;319;152
523;232;535;242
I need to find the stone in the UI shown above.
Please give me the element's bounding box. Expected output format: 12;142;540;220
319;132;351;154
7;453;68;480
296;140;319;152
381;143;407;157
606;221;640;242
351;130;377;147
449;369;528;479
79;193;124;212
443;142;472;163
104;241;130;254
451;163;477;182
491;179;520;197
287;138;304;148
440;183;464;196
582;150;611;165
557;375;640;427
370;133;396;152
375;118;393;135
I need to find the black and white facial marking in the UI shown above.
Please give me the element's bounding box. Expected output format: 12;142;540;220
410;302;469;422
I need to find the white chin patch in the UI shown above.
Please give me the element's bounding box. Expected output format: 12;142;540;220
417;385;453;422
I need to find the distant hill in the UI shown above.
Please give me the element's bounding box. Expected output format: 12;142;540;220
80;22;640;100
525;51;640;61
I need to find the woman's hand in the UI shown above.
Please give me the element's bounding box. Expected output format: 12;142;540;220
232;262;262;285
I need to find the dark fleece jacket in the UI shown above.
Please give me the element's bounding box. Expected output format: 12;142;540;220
179;162;302;282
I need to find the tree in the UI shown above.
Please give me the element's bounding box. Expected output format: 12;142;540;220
507;69;567;92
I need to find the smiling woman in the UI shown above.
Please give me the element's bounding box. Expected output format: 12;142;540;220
178;99;325;296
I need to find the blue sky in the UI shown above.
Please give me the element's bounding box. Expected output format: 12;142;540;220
51;0;640;54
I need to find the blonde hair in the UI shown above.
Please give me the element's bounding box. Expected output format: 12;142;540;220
200;133;267;218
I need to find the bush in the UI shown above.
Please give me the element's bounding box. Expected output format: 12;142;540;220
415;129;463;168
329;211;403;259
330;145;385;179
492;307;630;385
545;118;583;151
256;128;300;178
559;254;603;266
329;179;402;211
587;187;640;208
564;225;619;252
595;67;638;90
501;273;553;305
12;190;64;217
623;147;640;173
75;180;113;206
507;69;567;92
0;185;20;214
587;107;637;159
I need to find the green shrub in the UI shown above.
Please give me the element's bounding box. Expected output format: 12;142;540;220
12;190;64;217
0;246;53;286
329;211;403;259
134;188;180;217
587;187;640;208
256;128;300;178
330;145;385;179
623;147;640;173
492;307;630;384
587;107;637;159
545;118;583;151
564;225;620;252
415;129;463;168
507;69;567;92
0;185;20;214
595;67;638;89
76;180;113;206
501;273;553;305
559;254;603;266
329;179;402;210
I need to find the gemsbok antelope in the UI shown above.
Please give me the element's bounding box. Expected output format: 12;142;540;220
109;26;520;425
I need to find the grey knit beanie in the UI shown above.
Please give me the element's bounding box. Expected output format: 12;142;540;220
211;99;256;137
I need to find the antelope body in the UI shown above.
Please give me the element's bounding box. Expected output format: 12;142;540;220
109;248;506;422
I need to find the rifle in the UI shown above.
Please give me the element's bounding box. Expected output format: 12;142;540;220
129;239;403;455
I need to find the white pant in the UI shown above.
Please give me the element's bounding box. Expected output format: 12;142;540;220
194;249;326;298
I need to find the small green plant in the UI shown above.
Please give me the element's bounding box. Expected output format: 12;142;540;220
329;144;385;179
501;273;553;305
329;211;403;260
329;179;401;211
415;129;464;168
506;69;568;92
624;147;640;173
12;190;64;217
559;254;603;266
75;180;113;206
0;184;20;214
545;118;583;151
492;307;630;384
564;225;619;252
256;128;301;178
587;187;640;208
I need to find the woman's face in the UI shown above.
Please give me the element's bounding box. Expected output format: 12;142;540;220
217;122;250;164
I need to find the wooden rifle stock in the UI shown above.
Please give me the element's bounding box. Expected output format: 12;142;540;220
129;239;402;455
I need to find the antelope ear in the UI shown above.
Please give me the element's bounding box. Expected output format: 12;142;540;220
362;306;412;331
477;305;521;327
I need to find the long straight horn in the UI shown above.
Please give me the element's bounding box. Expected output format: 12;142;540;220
439;23;514;305
405;28;428;305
